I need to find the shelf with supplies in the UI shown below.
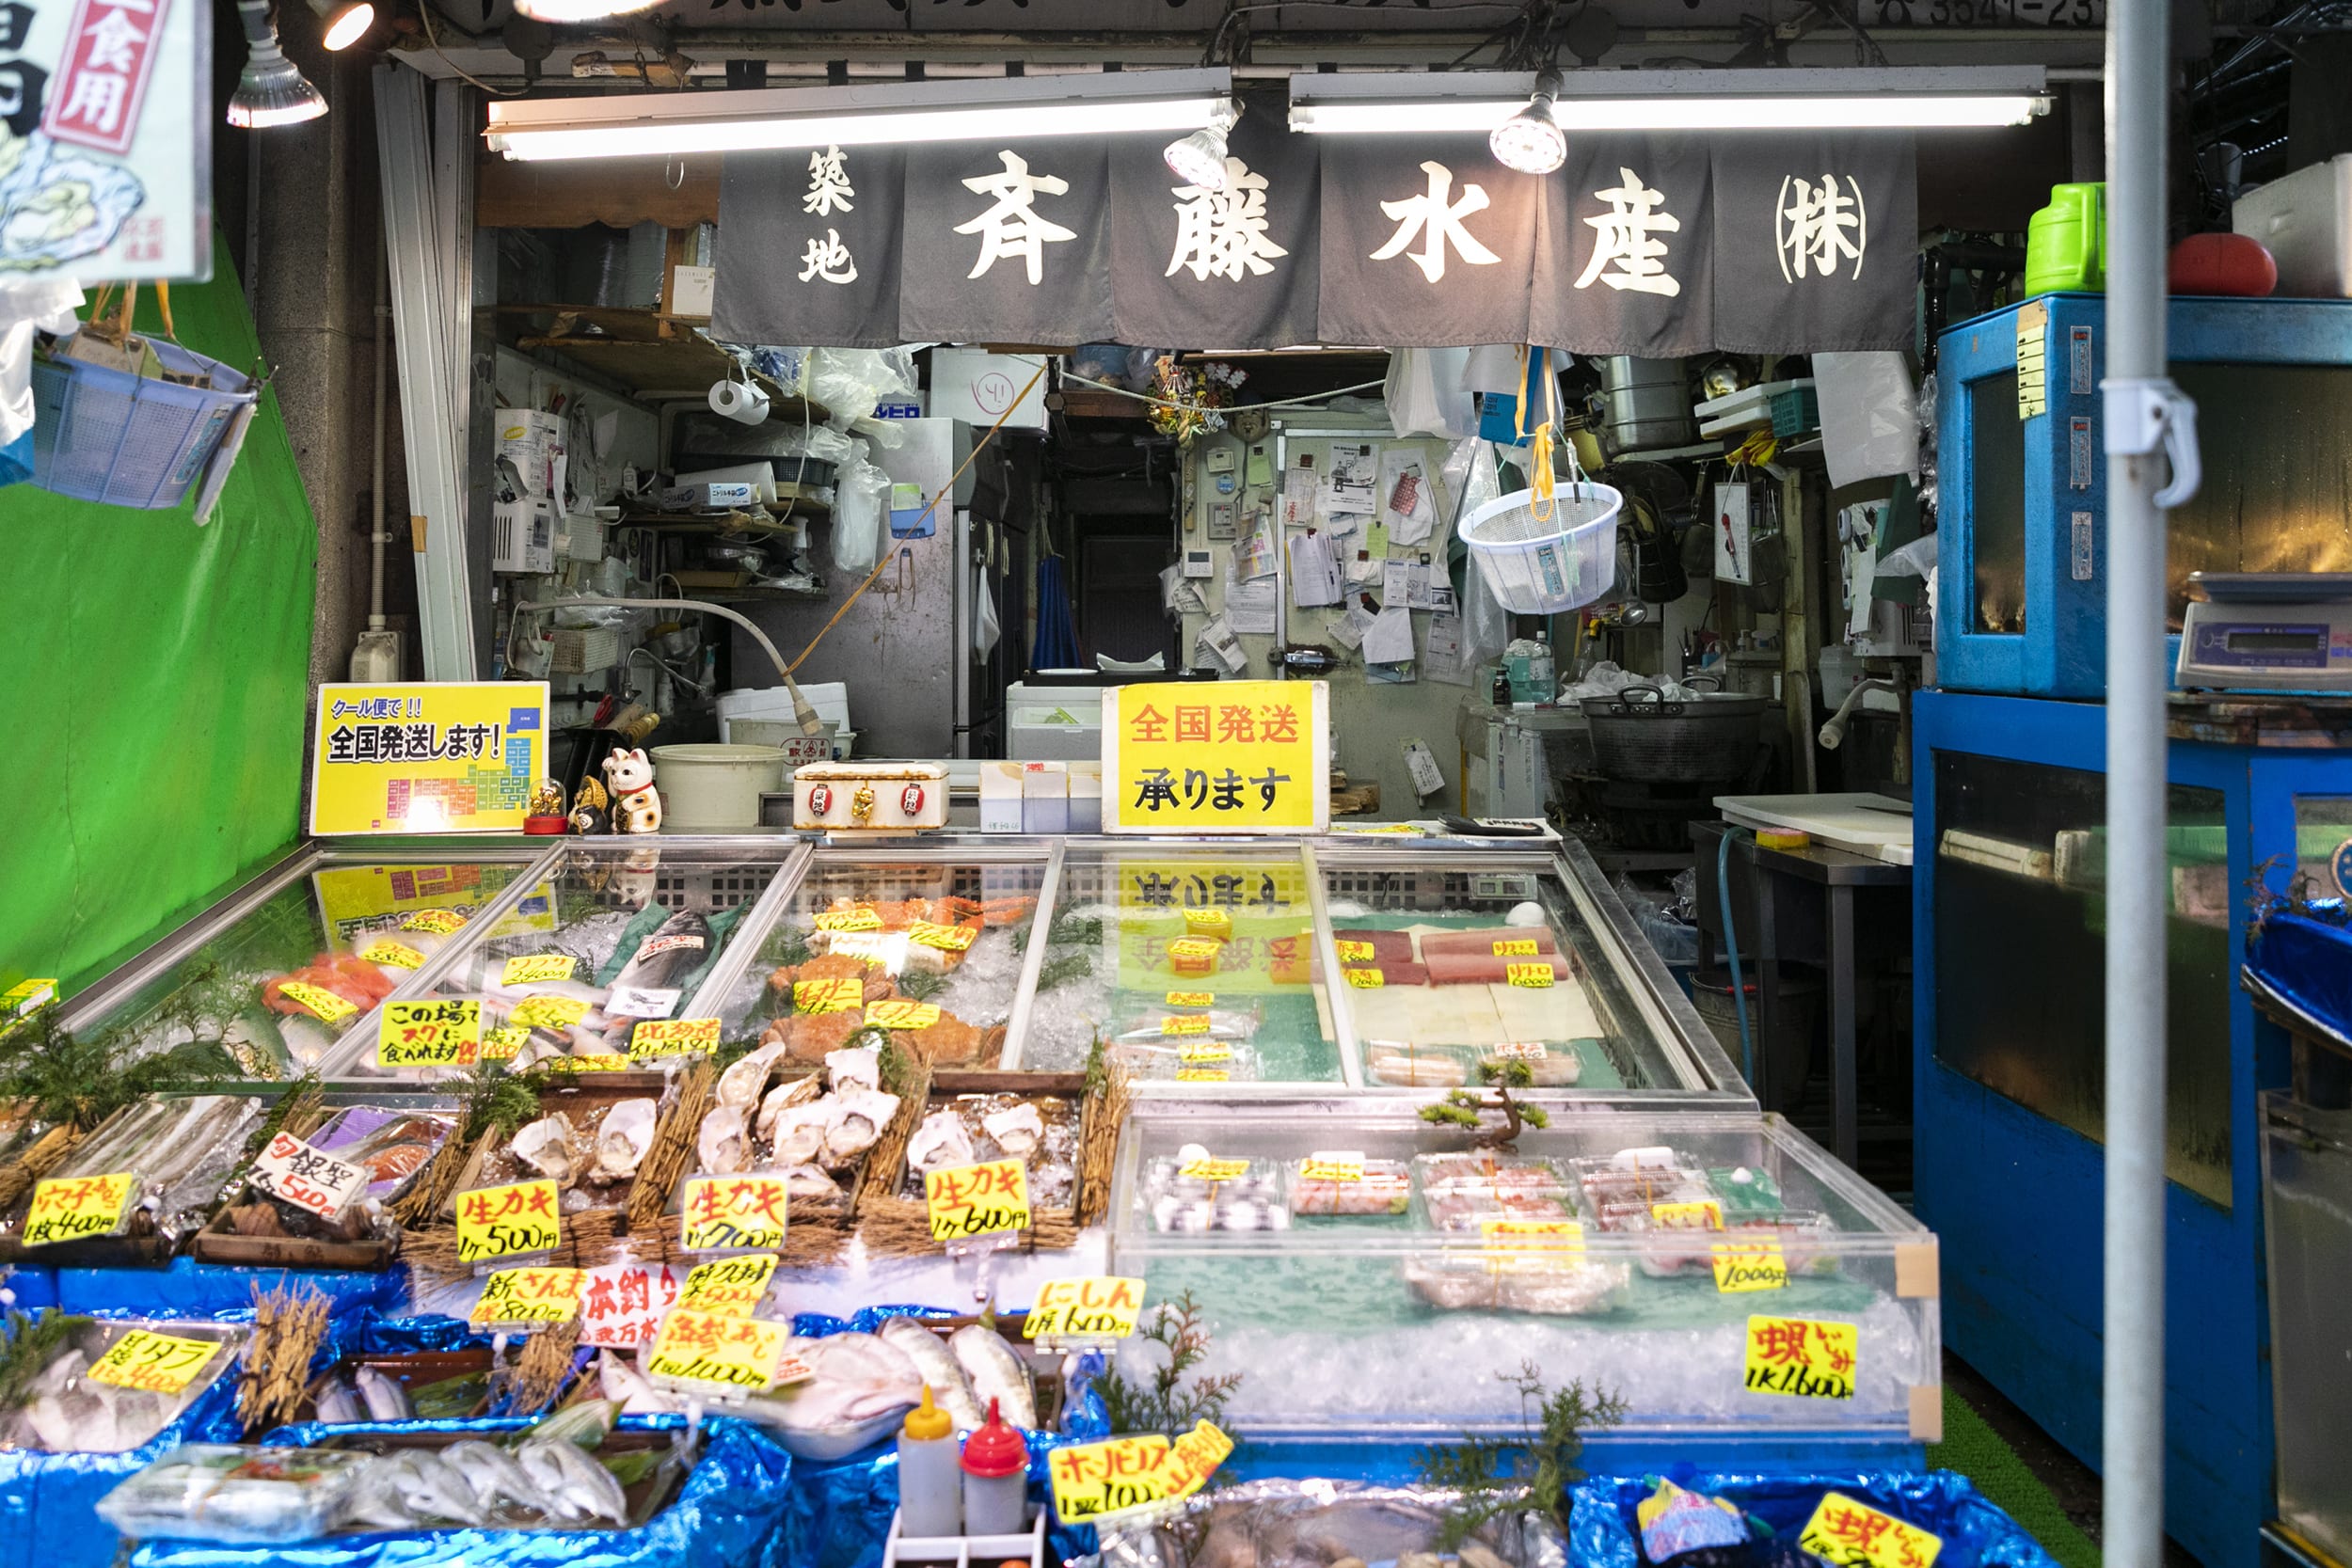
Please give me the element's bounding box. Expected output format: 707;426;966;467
506;304;828;418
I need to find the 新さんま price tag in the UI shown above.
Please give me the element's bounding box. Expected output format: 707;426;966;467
1023;1276;1145;1339
924;1159;1030;1242
456;1180;563;1263
87;1330;221;1394
471;1266;584;1325
679;1174;789;1252
378;999;481;1067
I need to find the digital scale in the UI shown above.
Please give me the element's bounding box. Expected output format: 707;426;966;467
2176;573;2352;691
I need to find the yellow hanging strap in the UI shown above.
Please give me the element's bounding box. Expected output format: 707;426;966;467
1517;345;1560;524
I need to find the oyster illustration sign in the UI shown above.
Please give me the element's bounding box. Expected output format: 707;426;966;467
0;0;201;280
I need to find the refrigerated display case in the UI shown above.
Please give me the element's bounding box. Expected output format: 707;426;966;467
1104;1098;1939;1456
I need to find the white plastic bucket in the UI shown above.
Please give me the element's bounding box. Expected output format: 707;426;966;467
650;744;787;829
1459;481;1624;614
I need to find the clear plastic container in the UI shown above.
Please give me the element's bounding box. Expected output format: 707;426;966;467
98;1445;373;1544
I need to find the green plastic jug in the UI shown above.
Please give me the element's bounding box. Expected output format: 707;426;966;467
2025;182;2106;294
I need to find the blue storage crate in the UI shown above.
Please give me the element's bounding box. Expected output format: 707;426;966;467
1568;1470;2060;1568
30;339;255;511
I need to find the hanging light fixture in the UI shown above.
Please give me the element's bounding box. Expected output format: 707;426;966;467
1488;71;1566;174
511;0;666;24
1164;99;1243;191
308;0;375;51
228;0;327;128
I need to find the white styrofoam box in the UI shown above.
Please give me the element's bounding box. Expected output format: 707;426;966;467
929;349;1049;432
496;409;563;500
1005;683;1101;766
491;496;556;575
874;418;976;507
2234;156;2352;296
719;682;851;739
978;761;1025;832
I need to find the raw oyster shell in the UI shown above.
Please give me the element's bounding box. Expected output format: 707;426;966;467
718;1039;788;1108
982;1103;1046;1162
593;1099;658;1180
822;1089;900;1168
697;1104;750;1174
906;1108;975;1174
511;1113;576;1183
755;1075;822;1144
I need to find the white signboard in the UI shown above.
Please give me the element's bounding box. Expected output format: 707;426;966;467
248;1131;368;1221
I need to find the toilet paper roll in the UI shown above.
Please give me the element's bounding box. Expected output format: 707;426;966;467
708;377;771;425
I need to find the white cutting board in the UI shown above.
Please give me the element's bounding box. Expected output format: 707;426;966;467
1713;793;1915;865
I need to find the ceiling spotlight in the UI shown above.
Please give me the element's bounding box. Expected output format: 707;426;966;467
228;0;327;129
513;0;665;24
309;0;374;50
1489;71;1565;174
1164;99;1242;191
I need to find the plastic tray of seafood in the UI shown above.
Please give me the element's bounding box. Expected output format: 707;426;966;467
193;1101;461;1269
0;1095;272;1264
0;1317;246;1452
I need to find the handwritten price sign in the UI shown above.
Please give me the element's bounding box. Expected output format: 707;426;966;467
814;909;881;933
865;1000;941;1031
509;995;590;1031
502;954;577;986
1481;1218;1586;1273
1049;1420;1232;1525
23;1172;137;1245
630;1018;722;1059
249;1132;367;1221
278;981;357;1024
359;940;424;970
793;978;862;1015
1334;940;1375;962
402;910;468;935
1799;1494;1944;1568
1183;909;1232;941
1164;990;1215;1008
1160;1015;1212;1037
1651;1199;1724;1230
1744;1315;1858;1400
646;1309;804;1395
1505;961;1555;988
1344;968;1385;989
1298;1151;1364;1183
1491;939;1541;957
1023;1276;1145;1340
1176;1156;1249;1181
455;1180;563;1264
923;1159;1030;1243
908;921;976;952
679;1254;778;1317
1712;1239;1791;1293
378;999;481;1068
479;1026;530;1062
87;1330;221;1395
680;1174;789;1253
470;1266;583;1326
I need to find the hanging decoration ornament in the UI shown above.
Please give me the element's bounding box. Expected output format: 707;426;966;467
1149;358;1248;446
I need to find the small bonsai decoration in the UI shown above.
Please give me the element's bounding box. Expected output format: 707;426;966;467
1419;1058;1550;1149
1095;1290;1243;1440
1417;1362;1628;1547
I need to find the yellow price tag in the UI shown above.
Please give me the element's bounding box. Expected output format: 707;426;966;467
1299;1151;1363;1182
1334;940;1375;961
509;995;590;1031
455;1180;563;1264
1799;1494;1944;1568
679;1254;778;1317
1178;1041;1232;1064
23;1172;138;1246
680;1174;790;1252
826;933;893;968
923;1159;1031;1243
278;981;357;1024
1183;909;1232;940
793;978;863;1016
1492;939;1540;958
359;940;425;970
542;1053;631;1074
1345;968;1385;989
1166;938;1221;964
377;999;482;1068
1165;990;1215;1008
1174;1067;1230;1082
1651;1199;1724;1230
631;1018;722;1059
1505;961;1555;988
470;1266;583;1325
479;1025;530;1062
1049;1420;1233;1525
908;920;977;952
1744;1315;1858;1399
1712;1240;1791;1293
1177;1156;1250;1181
646;1309;803;1394
1161;1015;1212;1037
401;910;468;935
502;954;577;986
1480;1218;1586;1271
87;1331;221;1394
814;909;882;933
1023;1276;1146;1340
865;1000;942;1031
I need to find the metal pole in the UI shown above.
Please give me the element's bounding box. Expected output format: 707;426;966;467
2103;0;2174;1552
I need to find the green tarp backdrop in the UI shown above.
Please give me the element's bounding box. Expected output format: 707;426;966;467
2;240;319;993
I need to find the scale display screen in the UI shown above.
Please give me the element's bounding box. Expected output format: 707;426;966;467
2225;629;2326;654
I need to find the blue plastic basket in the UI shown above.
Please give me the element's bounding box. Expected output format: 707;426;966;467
29;337;255;510
1568;1471;2062;1568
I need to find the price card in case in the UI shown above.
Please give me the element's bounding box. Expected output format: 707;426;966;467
455;1180;563;1264
23;1172;138;1245
1743;1315;1857;1399
249;1132;368;1221
402;910;468;935
378;999;481;1068
1334;940;1375;961
1651;1199;1724;1230
509;995;589;1031
1344;968;1385;989
679;1255;778;1317
278;981;356;1024
1160;1015;1212;1037
814;909;881;933
679;1174;789;1253
360;940;425;970
923;1159;1030;1243
470;1266;584;1326
865;1000;941;1031
1711;1240;1790;1293
87;1331;222;1394
1505;961;1555;988
909;920;976;952
480;1025;530;1062
501;954;576;986
1491;939;1540;958
1177;1156;1249;1181
631;1018;721;1059
793;978;862;1015
1049;1420;1232;1526
1298;1150;1363;1183
1023;1276;1146;1341
1799;1494;1943;1568
1165;990;1214;1009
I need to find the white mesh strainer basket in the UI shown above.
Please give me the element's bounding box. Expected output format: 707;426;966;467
1458;480;1624;614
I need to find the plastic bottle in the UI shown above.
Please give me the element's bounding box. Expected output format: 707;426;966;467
898;1386;961;1539
1530;626;1555;701
959;1397;1029;1536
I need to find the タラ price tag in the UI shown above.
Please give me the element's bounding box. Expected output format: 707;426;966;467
1334;940;1375;962
1711;1240;1790;1293
402;910;467;935
455;1180;563;1264
1491;938;1540;958
1505;961;1555;988
1177;1156;1249;1181
359;939;425;970
87;1331;221;1395
794;978;863;1015
645;1309;805;1396
1743;1315;1857;1399
249;1132;367;1221
865;1000;941;1031
378;999;481;1068
1023;1276;1146;1340
1651;1199;1724;1230
1799;1493;1944;1568
23;1172;138;1245
1164;990;1215;1009
679;1174;789;1252
1161;1015;1213;1037
508;995;589;1032
1299;1150;1363;1182
814;909;881;933
278;981;357;1025
923;1159;1031;1243
630;1018;722;1059
470;1266;583;1326
908;921;976;952
1345;968;1385;989
679;1254;778;1317
479;1026;530;1062
501;954;576;986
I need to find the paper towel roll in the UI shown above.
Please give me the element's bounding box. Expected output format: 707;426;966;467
707;376;770;425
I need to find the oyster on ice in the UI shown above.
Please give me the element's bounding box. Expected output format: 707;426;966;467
511;1113;577;1183
698;1104;751;1174
594;1099;659;1180
822;1089;900;1168
982;1104;1045;1162
718;1040;788;1108
755;1075;822;1144
906;1108;975;1174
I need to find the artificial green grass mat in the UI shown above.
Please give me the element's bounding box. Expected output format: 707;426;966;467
1929;1386;2104;1568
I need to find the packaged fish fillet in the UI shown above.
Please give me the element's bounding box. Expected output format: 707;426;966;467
1105;1039;1263;1084
1286;1157;1412;1217
1363;1042;1476;1088
1413;1152;1569;1196
1422;1188;1580;1232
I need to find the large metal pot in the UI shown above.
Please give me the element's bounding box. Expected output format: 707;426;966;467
1579;684;1768;783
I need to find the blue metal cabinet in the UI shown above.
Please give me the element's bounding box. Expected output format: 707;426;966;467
1934;295;2352;698
1909;690;2352;1568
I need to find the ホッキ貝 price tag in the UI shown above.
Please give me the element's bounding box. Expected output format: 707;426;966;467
377;999;482;1068
908;920;977;952
470;1266;584;1326
1048;1419;1232;1525
1177;1156;1249;1181
679;1174;789;1252
1481;1218;1585;1272
793;978;862;1015
87;1330;220;1394
645;1309;806;1395
814;909;881;933
402;910;468;935
1491;938;1540;957
1165;990;1214;1008
1711;1240;1790;1293
1023;1276;1146;1340
501;954;576;986
508;995;590;1031
865;999;941;1031
1334;940;1375;961
359;940;425;970
249;1132;368;1221
23;1172;138;1245
924;1159;1031;1242
1161;1015;1212;1037
277;981;357;1024
1345;968;1385;989
679;1254;778;1317
455;1180;563;1264
1299;1150;1363;1182
1744;1315;1857;1399
479;1025;529;1062
1651;1199;1724;1230
630;1018;722;1059
1505;961;1555;988
1799;1493;1944;1568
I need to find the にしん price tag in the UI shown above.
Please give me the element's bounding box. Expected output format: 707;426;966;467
1023;1276;1146;1340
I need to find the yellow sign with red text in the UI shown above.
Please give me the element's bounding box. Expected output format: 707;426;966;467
1103;680;1328;834
1049;1421;1233;1525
